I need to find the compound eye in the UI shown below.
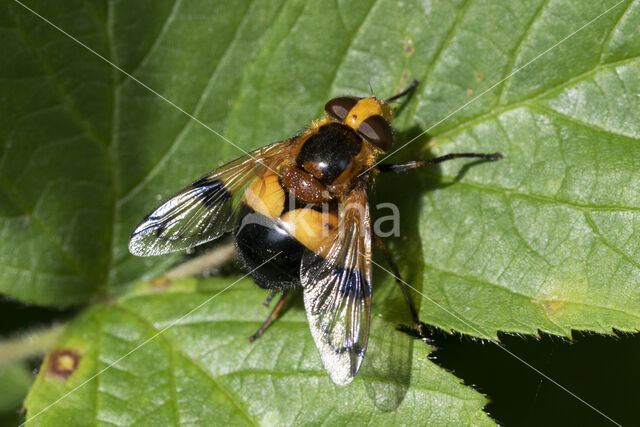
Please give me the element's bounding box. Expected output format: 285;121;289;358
324;96;359;120
358;115;393;151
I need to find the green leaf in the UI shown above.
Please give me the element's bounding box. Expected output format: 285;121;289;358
405;0;640;339
2;0;640;423
0;361;32;413
24;277;492;425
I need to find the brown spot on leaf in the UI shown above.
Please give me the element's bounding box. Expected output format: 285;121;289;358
534;295;566;317
395;70;412;94
543;299;565;316
149;276;171;291
466;88;473;96
403;39;414;55
47;349;80;380
474;71;483;82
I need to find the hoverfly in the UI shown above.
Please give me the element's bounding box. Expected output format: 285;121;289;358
129;80;502;385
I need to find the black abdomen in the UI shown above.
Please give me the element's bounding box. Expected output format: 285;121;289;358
234;203;306;290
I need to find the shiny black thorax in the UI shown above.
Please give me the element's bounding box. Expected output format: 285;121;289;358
296;122;362;185
234;122;365;290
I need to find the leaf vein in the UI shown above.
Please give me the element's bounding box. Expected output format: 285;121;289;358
431;174;640;213
435;55;640;141
9;5;108;148
323;0;382;101
117;0;259;205
114;305;259;426
583;211;640;272
118;0;182;85
599;0;635;63
531;104;639;141
495;0;550;104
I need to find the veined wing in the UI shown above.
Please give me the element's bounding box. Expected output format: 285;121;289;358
129;140;294;256
300;186;372;385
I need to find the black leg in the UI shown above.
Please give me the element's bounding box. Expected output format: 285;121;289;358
262;290;278;307
378;152;502;173
249;291;289;342
385;79;419;102
373;234;423;333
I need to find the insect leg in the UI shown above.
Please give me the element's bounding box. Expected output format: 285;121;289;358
385;79;419;102
249;290;290;342
373;234;423;332
378;152;502;173
262;290;278;307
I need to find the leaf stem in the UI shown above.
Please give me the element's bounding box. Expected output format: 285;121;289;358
0;323;66;365
165;244;236;279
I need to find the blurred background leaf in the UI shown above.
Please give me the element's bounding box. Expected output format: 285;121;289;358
0;361;32;424
0;0;638;425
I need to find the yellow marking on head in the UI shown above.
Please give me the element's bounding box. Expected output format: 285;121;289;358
344;97;392;131
242;172;285;219
279;208;338;253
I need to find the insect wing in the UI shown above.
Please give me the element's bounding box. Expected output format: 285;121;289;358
300;187;372;385
129;141;292;256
